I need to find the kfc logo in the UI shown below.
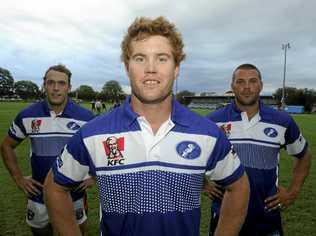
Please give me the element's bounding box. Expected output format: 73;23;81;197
220;123;232;137
31;119;42;133
103;136;125;166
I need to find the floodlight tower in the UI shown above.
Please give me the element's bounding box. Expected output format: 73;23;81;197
281;43;290;109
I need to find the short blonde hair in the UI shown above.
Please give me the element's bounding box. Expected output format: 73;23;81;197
121;16;186;66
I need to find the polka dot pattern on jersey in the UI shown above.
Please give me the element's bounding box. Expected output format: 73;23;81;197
97;171;204;214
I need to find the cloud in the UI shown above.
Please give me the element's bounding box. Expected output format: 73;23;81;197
0;0;315;95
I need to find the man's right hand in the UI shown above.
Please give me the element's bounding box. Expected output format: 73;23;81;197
203;180;224;200
15;175;43;197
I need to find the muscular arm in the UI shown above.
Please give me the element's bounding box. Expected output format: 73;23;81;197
215;173;250;236
0;135;42;196
265;149;312;210
44;170;81;236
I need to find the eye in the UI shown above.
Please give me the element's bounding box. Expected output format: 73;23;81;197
134;56;145;63
57;81;67;87
46;80;55;86
235;79;245;85
158;56;168;63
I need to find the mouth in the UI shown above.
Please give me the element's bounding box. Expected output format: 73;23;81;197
143;79;160;87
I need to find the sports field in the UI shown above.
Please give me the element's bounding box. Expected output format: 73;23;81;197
0;102;315;235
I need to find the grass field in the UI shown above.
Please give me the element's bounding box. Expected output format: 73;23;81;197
0;102;315;235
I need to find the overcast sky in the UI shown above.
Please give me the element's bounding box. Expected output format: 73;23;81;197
1;0;315;95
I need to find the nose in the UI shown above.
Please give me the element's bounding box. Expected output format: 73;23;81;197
145;57;157;73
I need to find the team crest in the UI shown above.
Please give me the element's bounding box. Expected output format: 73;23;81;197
263;127;278;138
31;119;42;133
103;136;125;166
66;121;81;131
220;123;232;137
176;141;201;160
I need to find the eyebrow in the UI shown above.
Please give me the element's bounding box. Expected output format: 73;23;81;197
131;52;172;58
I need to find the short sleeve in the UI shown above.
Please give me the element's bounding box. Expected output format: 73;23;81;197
52;130;95;188
284;116;308;158
205;129;244;186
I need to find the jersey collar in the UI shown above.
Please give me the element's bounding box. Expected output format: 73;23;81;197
122;96;190;128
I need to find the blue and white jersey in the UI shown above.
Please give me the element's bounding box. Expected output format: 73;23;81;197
207;101;308;235
8;99;95;203
52;97;244;236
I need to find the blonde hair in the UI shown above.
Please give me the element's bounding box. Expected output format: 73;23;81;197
121;16;186;66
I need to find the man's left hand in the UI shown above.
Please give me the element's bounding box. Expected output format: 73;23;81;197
264;186;297;211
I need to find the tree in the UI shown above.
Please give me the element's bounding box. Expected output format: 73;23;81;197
0;67;14;97
14;80;40;99
176;90;195;105
273;87;316;112
101;80;124;102
76;85;96;101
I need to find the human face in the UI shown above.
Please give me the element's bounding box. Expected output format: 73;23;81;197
231;69;263;107
44;70;71;108
126;35;179;105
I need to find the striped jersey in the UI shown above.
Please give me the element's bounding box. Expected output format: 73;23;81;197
8;99;95;203
52;97;244;236
207;101;308;235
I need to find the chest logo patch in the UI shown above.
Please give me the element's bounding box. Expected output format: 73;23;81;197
264;127;278;138
220;123;232;138
31;119;42;133
103;136;125;166
67;121;81;131
176;141;201;160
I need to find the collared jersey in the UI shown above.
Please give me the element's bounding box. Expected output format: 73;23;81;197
52;97;244;236
8;99;95;203
207;101;308;235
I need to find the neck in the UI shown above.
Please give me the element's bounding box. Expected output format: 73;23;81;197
131;95;172;134
47;99;68;114
235;99;260;120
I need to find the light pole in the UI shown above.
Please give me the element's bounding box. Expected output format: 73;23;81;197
281;43;290;109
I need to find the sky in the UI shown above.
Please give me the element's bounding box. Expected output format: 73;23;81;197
1;0;315;95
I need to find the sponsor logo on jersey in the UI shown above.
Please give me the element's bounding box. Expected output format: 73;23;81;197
66;121;81;131
103;136;125;166
75;208;84;220
27;209;35;221
264;127;278;138
31;119;42;133
10;124;16;134
57;155;63;168
176;141;201;160
220;123;232;137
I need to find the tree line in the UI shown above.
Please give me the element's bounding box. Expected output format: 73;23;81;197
0;67;125;102
1;67;316;111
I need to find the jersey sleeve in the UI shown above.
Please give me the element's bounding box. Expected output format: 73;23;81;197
284;116;308;158
8;112;27;142
52;129;95;188
205;129;244;186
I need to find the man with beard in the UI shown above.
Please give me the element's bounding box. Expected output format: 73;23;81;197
204;63;311;236
0;64;95;236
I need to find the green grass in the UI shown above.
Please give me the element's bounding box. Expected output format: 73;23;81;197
0;102;315;235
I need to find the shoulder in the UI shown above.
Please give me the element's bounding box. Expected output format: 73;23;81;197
80;106;126;138
206;104;236;123
16;101;46;119
260;104;294;128
173;103;222;138
68;101;95;121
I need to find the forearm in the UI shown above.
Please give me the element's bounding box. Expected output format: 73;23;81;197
287;151;311;198
44;171;81;236
215;174;249;236
0;142;24;183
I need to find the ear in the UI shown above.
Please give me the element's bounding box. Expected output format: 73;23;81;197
259;80;263;93
174;65;180;79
